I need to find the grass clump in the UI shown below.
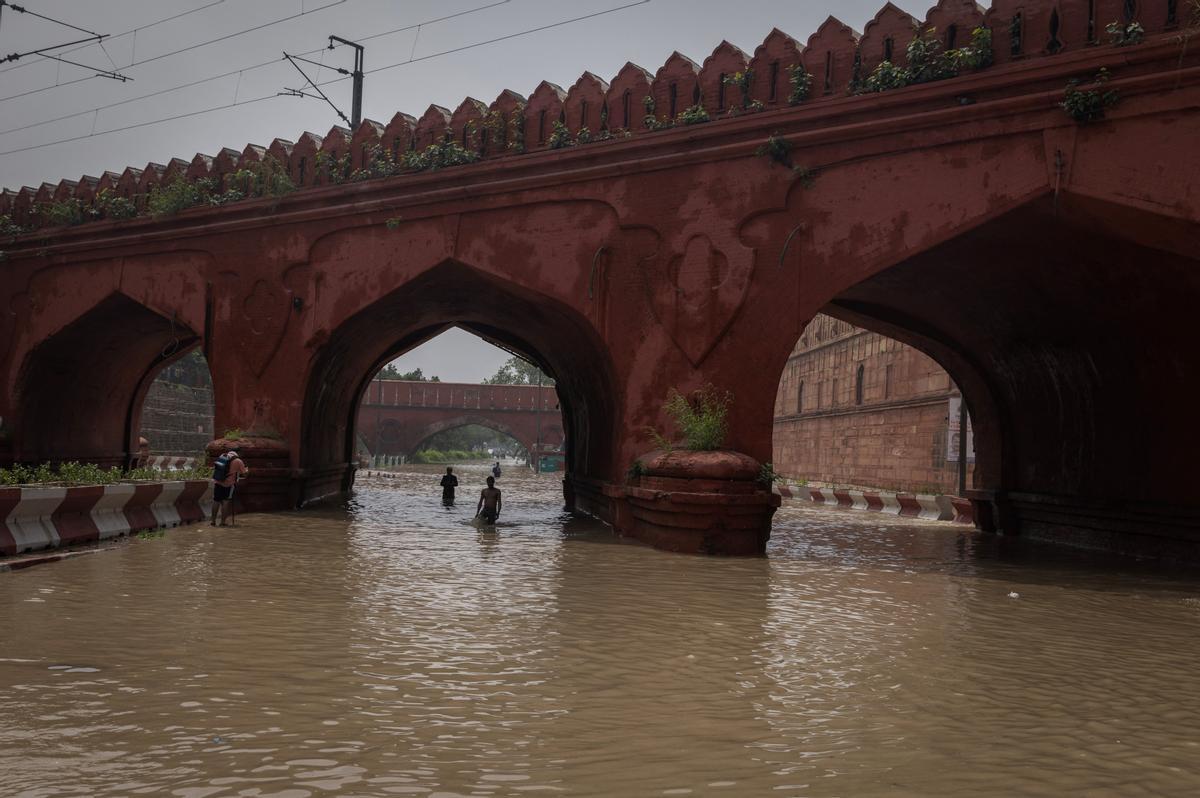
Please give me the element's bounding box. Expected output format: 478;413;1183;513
652;384;732;452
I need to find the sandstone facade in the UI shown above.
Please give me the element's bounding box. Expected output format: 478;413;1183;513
773;315;974;495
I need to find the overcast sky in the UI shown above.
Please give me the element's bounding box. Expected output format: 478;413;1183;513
0;0;937;382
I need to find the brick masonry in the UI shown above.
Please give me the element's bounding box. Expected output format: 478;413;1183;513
138;360;214;458
773;314;975;495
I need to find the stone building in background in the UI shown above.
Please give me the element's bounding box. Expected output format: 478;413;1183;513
773;314;974;495
139;351;214;457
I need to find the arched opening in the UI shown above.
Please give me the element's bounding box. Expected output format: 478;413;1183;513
781;193;1200;551
773;313;976;499
353;327;564;473
299;260;616;507
13;293;201;467
136;347;215;465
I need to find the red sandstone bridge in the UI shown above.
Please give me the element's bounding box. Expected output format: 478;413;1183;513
2;0;1199;556
357;380;565;459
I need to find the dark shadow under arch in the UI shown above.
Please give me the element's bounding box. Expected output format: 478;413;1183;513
14;293;200;466
819;193;1200;545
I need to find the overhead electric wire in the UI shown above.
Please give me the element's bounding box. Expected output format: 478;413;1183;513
0;0;514;131
0;0;652;159
0;0;225;76
0;0;347;100
0;0;102;38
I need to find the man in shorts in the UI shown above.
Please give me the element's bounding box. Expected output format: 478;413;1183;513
475;476;502;524
440;467;459;505
210;449;248;527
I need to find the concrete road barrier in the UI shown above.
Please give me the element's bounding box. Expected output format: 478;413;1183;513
0;480;214;557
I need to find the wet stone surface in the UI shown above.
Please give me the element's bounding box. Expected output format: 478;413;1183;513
2;463;1199;796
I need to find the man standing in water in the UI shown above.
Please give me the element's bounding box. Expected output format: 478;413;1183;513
210;448;247;526
476;476;502;524
492;461;502;479
440;467;459;506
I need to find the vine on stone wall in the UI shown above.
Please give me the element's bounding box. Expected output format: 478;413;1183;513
787;64;814;105
860;26;993;94
1061;68;1120;122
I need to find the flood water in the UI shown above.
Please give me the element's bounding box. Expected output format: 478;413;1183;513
3;462;1200;797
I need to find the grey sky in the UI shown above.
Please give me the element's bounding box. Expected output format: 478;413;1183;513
0;0;937;381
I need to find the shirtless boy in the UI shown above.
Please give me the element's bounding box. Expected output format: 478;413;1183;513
476;476;502;524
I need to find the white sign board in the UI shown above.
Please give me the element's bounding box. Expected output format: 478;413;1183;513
947;397;975;464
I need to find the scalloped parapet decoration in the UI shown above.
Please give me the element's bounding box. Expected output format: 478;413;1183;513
606;62;653;131
3;0;1186;230
564;72;609;136
524;81;566;150
700;41;751;116
651;52;701;122
861;3;921;72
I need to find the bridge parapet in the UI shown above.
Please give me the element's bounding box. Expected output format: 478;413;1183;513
361;381;558;412
1;0;1190;230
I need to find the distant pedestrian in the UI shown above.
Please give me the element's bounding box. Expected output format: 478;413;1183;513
440;467;459;505
210;449;247;526
476;476;502;524
492;461;502;479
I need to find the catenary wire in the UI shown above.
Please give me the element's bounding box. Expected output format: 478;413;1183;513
0;0;511;118
0;0;347;101
0;0;226;75
0;0;651;159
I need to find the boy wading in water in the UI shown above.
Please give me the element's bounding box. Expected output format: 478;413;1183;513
440;467;459;506
210;449;248;526
476;476;502;524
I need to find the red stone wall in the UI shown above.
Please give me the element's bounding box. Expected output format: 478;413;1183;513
773;315;974;495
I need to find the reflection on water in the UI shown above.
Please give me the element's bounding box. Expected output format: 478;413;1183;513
2;462;1200;796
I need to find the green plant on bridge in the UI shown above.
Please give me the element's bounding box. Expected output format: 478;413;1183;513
0;214;25;237
723;70;764;114
147;176;217;218
94;188;138;220
37;198;87;227
787;64;814;105
758;461;784;488
548;120;573;149
859;27;993;94
1107;20;1146;46
626;458;647;482
1062;68;1120;123
652;384;732;452
402;140;481;171
757;134;794;168
675;103;711;126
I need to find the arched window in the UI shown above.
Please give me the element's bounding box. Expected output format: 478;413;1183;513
1168;0;1179;26
884;37;894;63
824;51;834;93
298;156;307;185
769;61;780;102
1124;0;1137;23
1011;12;1024;56
1088;0;1098;41
946;24;958;50
855;364;865;405
669;82;679;118
718;73;727;110
797;381;804;414
622;90;632;128
1047;9;1063;54
538;110;547;144
580;100;589;130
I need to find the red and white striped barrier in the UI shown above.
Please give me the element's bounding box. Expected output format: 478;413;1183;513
778;484;973;525
0;480;214;557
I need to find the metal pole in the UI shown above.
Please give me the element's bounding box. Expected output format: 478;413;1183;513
957;393;968;496
328;35;364;128
534;373;543;471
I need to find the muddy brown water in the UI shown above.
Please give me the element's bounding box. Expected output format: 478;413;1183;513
2;463;1200;797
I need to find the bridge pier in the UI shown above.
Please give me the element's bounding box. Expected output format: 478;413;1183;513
569;451;779;556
